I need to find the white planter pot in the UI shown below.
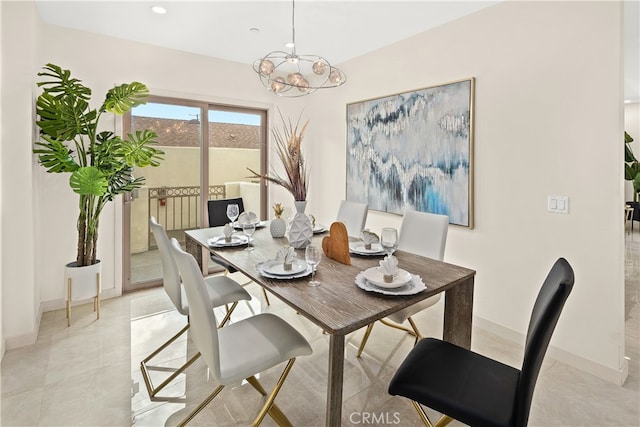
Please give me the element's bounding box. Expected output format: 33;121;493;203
64;260;101;326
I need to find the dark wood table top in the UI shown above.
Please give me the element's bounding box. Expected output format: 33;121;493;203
185;226;476;335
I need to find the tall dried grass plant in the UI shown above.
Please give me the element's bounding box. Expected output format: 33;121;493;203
249;111;309;201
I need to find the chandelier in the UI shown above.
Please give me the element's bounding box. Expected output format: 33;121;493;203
253;0;346;97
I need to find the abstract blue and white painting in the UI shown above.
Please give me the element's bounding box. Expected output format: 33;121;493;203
346;78;474;227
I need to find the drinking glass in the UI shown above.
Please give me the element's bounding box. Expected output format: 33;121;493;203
305;245;322;287
380;227;398;256
242;222;256;251
226;204;239;225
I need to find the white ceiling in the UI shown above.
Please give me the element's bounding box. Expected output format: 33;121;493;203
35;0;639;102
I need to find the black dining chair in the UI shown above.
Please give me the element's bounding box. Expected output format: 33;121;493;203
207;197;245;228
207;197;270;305
388;257;574;427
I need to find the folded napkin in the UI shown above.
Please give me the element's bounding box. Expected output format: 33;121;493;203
238;211;258;224
276;246;296;264
309;214;317;228
275;246;296;269
223;223;234;241
379;255;399;281
360;230;379;249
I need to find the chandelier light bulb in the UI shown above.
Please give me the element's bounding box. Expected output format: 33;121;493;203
297;78;310;92
271;77;286;93
329;69;343;84
259;59;275;76
287;72;304;86
312;60;327;75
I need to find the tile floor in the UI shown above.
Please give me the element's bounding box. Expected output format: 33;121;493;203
2;233;639;426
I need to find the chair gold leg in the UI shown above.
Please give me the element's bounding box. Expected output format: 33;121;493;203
411;401;434;427
434;415;454;427
140;323;201;398
95;271;100;320
262;288;270;306
251;358;296;427
380;318;418;336
66;278;72;327
246;376;292;426
246;375;267;395
178;384;224;427
218;301;238;327
356;323;375;357
407;316;423;345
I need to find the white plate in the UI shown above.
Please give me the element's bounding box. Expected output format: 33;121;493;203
207;235;249;247
233;220;266;229
349;242;385;256
355;271;426;296
363;267;412;289
257;262;312;279
261;258;308;276
313;224;327;234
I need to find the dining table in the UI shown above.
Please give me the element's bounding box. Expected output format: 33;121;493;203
184;223;476;427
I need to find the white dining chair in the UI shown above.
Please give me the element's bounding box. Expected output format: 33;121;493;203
356;210;449;357
336;199;369;238
169;237;313;426
141;217;251;399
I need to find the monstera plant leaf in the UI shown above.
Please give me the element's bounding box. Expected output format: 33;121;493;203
69;166;108;196
103;82;149;114
119;130;163;167
33;136;79;173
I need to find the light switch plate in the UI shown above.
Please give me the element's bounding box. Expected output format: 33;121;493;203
547;195;569;214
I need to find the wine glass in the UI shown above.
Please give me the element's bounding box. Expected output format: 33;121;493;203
242;222;256;251
305;245;322;287
226;203;239;225
380;227;398;256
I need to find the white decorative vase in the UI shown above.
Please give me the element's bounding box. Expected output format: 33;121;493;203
270;216;287;238
288;201;313;249
64;260;101;326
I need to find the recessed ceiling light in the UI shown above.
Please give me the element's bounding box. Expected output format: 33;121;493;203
249;27;260;33
151;5;167;14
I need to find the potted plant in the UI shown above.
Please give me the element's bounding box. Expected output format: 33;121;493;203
625;131;639;201
248;110;313;248
33;63;163;322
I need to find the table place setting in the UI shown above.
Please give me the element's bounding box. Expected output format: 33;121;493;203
257;246;313;280
355;254;426;296
232;211;266;229
349;230;386;256
207;223;250;247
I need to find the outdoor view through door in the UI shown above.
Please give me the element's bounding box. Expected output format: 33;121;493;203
123;98;266;291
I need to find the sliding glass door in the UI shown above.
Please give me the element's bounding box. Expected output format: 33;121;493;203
123;98;266;291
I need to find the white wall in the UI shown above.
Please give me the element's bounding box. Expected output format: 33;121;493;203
1;0;41;349
1;0;628;385
304;1;627;384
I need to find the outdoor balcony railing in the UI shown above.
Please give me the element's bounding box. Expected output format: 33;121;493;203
148;185;226;247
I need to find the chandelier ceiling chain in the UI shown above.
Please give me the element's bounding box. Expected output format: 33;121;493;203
253;0;347;97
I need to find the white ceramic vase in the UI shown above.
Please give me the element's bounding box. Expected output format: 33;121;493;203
270;216;287;238
288;201;313;249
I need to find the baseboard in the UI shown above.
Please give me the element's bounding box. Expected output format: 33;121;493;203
474;316;628;386
6;290;119;351
4;303;43;350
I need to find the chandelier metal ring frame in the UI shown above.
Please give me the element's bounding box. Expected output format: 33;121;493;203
253;0;346;97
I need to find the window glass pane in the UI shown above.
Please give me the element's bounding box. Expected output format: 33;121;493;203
208;109;263;215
